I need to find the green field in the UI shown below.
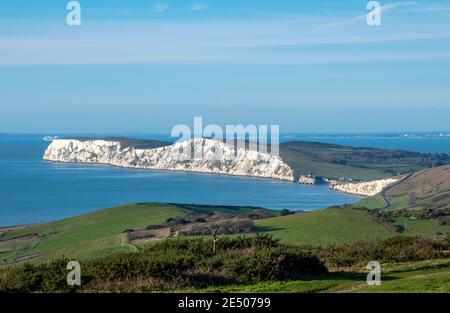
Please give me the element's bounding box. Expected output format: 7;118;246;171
354;191;450;241
355;195;386;209
255;208;394;246
0;203;190;264
392;217;450;239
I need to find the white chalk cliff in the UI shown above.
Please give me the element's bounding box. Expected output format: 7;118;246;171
43;138;401;196
43;138;295;181
329;178;399;196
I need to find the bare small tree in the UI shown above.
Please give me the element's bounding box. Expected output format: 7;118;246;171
208;225;224;254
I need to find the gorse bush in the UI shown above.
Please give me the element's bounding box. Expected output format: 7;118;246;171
1;235;447;292
312;236;449;267
0;234;326;292
0;258;76;293
87;248;202;283
0;263;44;292
223;247;326;283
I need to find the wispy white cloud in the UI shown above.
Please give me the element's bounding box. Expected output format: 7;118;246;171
192;3;207;12
400;5;450;13
321;1;416;28
153;3;169;13
1;3;449;67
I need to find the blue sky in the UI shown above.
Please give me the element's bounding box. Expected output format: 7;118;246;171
1;0;450;133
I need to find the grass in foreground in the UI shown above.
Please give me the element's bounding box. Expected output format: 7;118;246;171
197;259;450;293
1;235;448;293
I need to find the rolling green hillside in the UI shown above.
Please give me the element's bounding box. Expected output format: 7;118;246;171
0;203;273;265
0;203;190;264
255;208;394;246
256;206;450;245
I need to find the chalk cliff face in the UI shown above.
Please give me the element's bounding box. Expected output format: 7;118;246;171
329;178;399;196
298;175;327;185
43;138;295;181
43;138;401;196
298;175;317;185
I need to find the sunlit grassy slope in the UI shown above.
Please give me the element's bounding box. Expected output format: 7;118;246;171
0;203;190;264
255;208;394;246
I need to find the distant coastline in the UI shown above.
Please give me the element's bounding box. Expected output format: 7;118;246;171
43;137;409;197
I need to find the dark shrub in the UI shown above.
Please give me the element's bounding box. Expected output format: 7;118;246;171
251;233;280;248
280;209;294;216
0;263;44;292
314;236;448;267
438;216;448;226
84;250;197;282
0;258;76;293
224;247;327;283
395;224;405;233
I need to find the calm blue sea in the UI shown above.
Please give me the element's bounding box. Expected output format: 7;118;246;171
1;133;450;227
